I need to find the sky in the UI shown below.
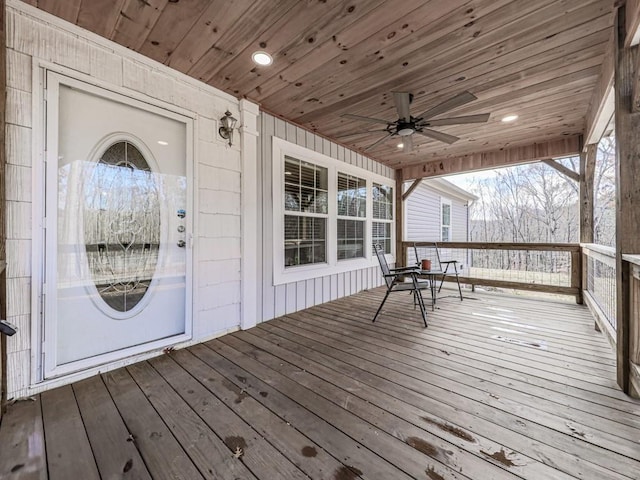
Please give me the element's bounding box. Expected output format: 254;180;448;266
444;169;498;192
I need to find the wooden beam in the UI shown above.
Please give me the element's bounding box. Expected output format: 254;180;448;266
394;169;405;268
627;0;640;46
0;0;6;417
633;46;640;113
541;159;580;182
580;144;597;243
613;4;640;394
584;33;615;145
401;178;422;201
401;136;581;180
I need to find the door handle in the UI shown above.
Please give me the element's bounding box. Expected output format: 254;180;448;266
177;240;186;248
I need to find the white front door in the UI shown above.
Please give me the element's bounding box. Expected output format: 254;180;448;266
43;72;193;378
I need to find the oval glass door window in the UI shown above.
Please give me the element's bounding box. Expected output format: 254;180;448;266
84;140;161;315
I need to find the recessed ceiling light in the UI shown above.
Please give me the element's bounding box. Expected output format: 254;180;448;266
252;51;273;66
397;143;404;149
157;140;169;146
501;114;518;123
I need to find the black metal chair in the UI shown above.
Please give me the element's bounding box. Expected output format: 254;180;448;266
412;243;463;301
435;243;463;300
372;244;430;327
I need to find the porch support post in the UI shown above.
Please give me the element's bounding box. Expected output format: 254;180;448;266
580;144;597;244
614;4;640;393
239;99;260;330
0;0;6;416
580;143;596;316
395;169;406;268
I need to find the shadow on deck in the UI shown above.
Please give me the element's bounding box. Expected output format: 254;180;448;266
1;287;639;480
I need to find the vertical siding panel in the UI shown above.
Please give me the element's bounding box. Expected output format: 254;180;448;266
275;285;286;318
330;274;338;300
330;142;338;159
343;270;351;297
261;114;276;322
296;126;306;146
286;122;297;143
306;279;315;307
322;276;331;303
305;130;315;149
275;117;287;139
322;138;331;156
313;133;323;154
337;272;345;298
314;278;323;305
285;283;297;314
296;281;306;311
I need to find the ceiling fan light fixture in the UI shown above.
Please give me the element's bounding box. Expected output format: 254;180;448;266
397;143;404;149
397;127;414;136
252;51;273;66
501;114;518;123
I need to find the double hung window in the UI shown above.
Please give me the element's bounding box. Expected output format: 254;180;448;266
441;199;452;242
284;156;328;267
372;183;393;254
337;173;366;260
273;138;394;284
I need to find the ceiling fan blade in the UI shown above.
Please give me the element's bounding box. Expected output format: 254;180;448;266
364;132;395;151
417;91;478;120
423;113;490;126
402;135;413;153
341;113;390;125
334;129;389;139
392;92;412;121
416;128;459;145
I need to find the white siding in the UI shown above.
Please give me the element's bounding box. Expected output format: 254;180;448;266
405;182;470;242
259;113;394;322
452;201;469;242
5;2;244;398
406;184;441;241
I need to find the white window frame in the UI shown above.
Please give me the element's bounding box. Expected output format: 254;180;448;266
441;197;452;242
372;182;394;254
273;137;394;285
337;172;367;261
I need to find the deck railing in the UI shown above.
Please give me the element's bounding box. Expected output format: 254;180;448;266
402;241;582;300
582;244;617;336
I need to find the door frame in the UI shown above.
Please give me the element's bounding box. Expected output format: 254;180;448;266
32;62;196;382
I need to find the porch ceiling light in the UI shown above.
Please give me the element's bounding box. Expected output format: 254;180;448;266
219;110;238;146
252;51;273;66
501;114;519;123
397;143;404;149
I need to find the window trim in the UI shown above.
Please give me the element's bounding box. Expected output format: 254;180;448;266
441;197;452;242
273;137;394;285
372;182;394;254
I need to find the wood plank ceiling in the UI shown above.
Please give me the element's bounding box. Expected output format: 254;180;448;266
23;0;615;170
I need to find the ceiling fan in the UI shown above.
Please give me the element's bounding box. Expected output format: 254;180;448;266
341;91;490;153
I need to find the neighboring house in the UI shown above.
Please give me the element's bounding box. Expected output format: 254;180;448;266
404;179;477;274
2;3;394;399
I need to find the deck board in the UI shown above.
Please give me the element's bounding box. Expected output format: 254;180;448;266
1;287;639;480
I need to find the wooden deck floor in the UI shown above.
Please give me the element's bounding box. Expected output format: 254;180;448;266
2;288;640;480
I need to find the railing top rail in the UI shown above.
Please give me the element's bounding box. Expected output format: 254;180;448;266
405;241;580;252
581;243;616;258
622;254;640;267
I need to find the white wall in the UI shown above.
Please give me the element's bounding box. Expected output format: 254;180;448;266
4;1;250;398
258;113;394;322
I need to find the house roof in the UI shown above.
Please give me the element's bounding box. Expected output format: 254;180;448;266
26;0;615;172
420;178;479;202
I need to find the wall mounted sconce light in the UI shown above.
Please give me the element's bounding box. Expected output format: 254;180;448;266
219;110;238;146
